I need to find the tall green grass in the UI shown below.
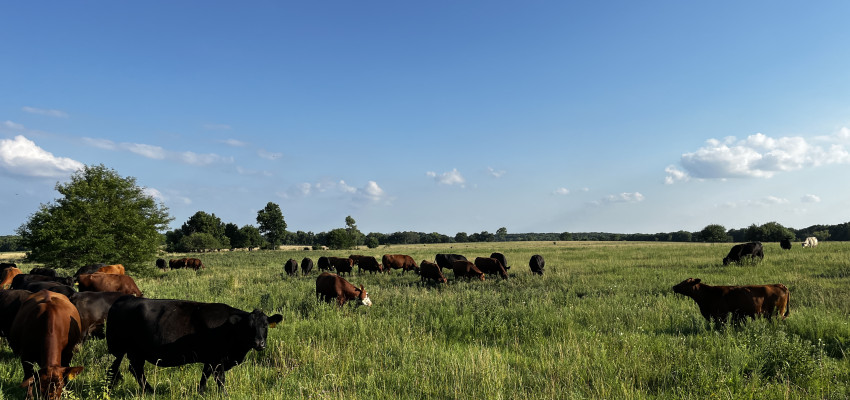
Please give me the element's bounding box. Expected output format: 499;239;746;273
1;241;848;399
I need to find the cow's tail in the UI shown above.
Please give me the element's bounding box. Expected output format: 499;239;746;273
779;283;790;319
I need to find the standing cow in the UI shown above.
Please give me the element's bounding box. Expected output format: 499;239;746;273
315;272;372;307
435;254;467;271
328;257;354;276
357;256;383;274
802;237;818;248
673;278;790;324
722;242;764;265
419;261;447;284
382;254;418;274
317;257;333;272
779;239;792;250
301;257;314;275
284;259;299;276
490;252;509;271
529;254;545;275
106;296;283;394
474;257;508;279
451;261;485;281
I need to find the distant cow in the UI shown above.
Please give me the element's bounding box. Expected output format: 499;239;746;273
169;258;187;269
317;256;333;272
328;257;354;276
301;257;314;275
722;242;764;265
529;254;545;275
435;254;467;271
780;239;792;250
419;261;447;284
382;254;418;274
0;289;33;337
77;274;143;297
451;260;485;281
185;258;206;270
1;266;22;289
156;258;167;269
315;272;372;307
284;259;299;276
672;278;790;324
69;291;127;340
803;237;818;248
474;257;508;279
10;290;84;400
106;296;283;394
490;252;510;270
98;264;125;275
357;256;383;274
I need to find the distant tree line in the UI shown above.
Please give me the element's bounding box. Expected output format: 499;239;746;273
0;235;26;252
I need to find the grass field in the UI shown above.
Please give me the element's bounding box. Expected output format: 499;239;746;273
0;241;848;399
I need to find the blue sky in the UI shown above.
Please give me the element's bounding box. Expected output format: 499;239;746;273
2;1;849;236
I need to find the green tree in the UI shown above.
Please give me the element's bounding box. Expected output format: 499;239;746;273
559;232;572;241
345;215;364;246
699;224;728;242
365;236;380;248
256;202;287;249
455;232;469;243
496;227;508;242
812;230;831;241
327;228;355;250
17;164;172;268
179;232;221;252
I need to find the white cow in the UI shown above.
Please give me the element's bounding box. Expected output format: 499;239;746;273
802;236;819;248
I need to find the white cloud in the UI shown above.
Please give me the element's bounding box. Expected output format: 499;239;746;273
22;106;68;118
124;143;166;159
801;194;821;203
487;167;506;178
3;120;25;130
595;192;645;205
180;151;232;166
0;135;84;178
143;187;165;202
553;188;570;195
82;136;232;166
426;168;466;187
664;165;690;184
257;149;283;160
719;196;790;208
82;137;117;150
281;179;388;205
671;130;850;181
219;139;247;147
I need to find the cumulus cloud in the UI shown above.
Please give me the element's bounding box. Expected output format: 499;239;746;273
82;137;232;167
801;194;821;203
553;188;570;195
426;168;466;187
22;106;68;118
487;167;506;178
594;192;644;205
0;135;83;178
667;130;850;183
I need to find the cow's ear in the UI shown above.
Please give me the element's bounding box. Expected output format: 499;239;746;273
228;314;242;325
359;284;365;292
64;366;84;381
268;314;283;328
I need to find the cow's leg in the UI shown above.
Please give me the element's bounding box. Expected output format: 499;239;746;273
214;365;228;395
20;361;35;397
128;356;152;393
107;354;124;388
199;364;214;394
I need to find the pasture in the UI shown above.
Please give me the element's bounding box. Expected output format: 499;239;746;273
1;241;849;399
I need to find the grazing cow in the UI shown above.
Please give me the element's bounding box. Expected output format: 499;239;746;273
451;260;485;281
348;255;366;266
419;261;447;284
77;274;143;297
722;242;764;265
9;290;84;400
328;257;354;276
97;264;125;275
156;258;167;269
474;257;509;279
301;257;314;275
185;258;206;270
315;272;372;307
490;252;510;270
357;256;383;274
11;273;75;288
0;289;33;337
106;296;283;394
74;263;106;280
317;256;333;272
12;280;76;298
780;239;792;250
29;267;58;278
169;258;187;269
68;291;126;340
382;254;418;274
284;259;299;276
802;237;818;248
529;254;545;275
1;266;22;289
672;278;790;324
435;254;467;271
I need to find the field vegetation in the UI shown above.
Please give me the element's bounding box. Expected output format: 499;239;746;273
1;241;848;399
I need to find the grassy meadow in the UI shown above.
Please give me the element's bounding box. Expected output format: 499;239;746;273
0;241;849;399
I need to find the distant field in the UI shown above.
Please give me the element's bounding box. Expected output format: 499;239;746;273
1;241;848;399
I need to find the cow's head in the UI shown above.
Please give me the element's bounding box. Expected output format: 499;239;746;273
722;257;731;266
355;285;372;307
231;310;284;351
22;366;84;400
672;278;701;297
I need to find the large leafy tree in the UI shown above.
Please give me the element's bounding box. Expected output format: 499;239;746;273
699;224;728;243
180;211;230;249
256;202;287;249
18;164;172;268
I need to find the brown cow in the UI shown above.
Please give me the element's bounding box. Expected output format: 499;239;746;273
672;278;790;324
315;272;372;307
328;257;354;276
97;264;125;275
1;267;22;289
357;256;383;274
382;254;418;274
77;273;143;297
169;258;187;269
474;257;508;279
451;261;485;281
348;255;366;266
419;261;447;283
185;258;205;270
9;290;84;400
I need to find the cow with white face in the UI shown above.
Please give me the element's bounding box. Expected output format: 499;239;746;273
802;237;818;248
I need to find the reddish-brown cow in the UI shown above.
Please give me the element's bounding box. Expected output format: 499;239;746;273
77;273;143;297
184;258;205;270
419;261;447;284
315;272;372;307
1;267;22;289
451;261;485;281
9;290;84;400
474;257;509;279
382;254;418;274
672;278;790;324
97;264;125;275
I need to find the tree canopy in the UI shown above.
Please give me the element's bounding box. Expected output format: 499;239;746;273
256;202;287;249
17;164;172;268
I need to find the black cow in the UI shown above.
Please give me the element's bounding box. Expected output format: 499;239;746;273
69;291;126;340
12;280;76;298
435;254;467;271
529;254;545;275
301;258;314;275
780;239;792;250
357;256;383;274
74;263;106;279
284;259;299;276
156;258;167;269
0;289;33;337
490;252;510;270
722;242;764;265
11;273;74;288
317;256;333;272
29;267;57;278
0;262;17;270
328;257;353;276
106;296;283;395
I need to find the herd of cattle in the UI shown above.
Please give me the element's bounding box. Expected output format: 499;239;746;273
0;237;819;398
